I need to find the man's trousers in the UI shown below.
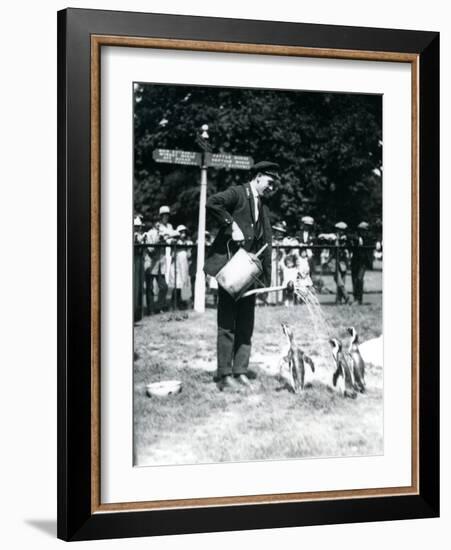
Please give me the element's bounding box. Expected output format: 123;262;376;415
217;286;256;376
144;271;168;314
351;264;366;304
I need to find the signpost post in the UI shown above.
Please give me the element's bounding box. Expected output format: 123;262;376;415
193;160;208;312
153;145;253;313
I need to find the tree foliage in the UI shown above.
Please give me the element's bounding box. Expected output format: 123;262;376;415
134;83;382;234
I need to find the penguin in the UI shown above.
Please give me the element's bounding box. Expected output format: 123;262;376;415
347;326;366;393
329;338;357;399
280;322;315;393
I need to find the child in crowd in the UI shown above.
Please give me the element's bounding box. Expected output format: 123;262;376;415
296;248;313;293
281;254;298;307
281;251;314;306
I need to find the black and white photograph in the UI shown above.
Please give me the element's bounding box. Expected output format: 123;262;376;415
132;82;383;467
0;0;445;545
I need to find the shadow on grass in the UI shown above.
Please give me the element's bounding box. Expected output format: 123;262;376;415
212;368;259;383
275;380;336;394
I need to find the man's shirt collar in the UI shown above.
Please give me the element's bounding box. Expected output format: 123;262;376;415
249;180;259;198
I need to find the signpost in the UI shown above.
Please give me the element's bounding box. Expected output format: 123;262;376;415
205;153;253;170
153;148;202;166
152;145;253;312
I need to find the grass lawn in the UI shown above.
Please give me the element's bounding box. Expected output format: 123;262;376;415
134;297;383;466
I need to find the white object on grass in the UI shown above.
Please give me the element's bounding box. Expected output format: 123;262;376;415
146;380;182;397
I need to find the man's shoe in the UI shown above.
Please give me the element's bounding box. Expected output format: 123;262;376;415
234;374;253;389
218;375;239;391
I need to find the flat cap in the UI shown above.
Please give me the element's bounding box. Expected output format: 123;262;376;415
251;161;280;178
301;216;314;226
357;221;369;230
159;205;170;215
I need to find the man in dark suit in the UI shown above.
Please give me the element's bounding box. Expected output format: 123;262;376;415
351;221;373;305
204;161;280;390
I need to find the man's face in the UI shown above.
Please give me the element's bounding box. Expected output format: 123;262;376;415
254;173;276;197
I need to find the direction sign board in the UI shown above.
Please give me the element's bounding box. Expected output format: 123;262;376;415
153;149;202;166
205;153;253;170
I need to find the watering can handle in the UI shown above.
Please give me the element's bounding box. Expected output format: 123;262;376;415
226;238;245;259
226;239;233;260
226;240;268;260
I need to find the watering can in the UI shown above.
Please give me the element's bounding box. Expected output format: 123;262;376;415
215;242;286;300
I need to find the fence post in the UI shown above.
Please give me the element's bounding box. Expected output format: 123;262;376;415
173;242;178;311
134;244;144;322
335;239;339;304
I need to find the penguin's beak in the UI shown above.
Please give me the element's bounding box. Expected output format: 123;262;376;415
329;339;335;347
346;327;353;335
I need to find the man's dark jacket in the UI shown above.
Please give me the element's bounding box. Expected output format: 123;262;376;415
350;234;373;270
204;183;272;286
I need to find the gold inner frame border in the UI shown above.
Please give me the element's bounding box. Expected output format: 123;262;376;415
90;35;420;514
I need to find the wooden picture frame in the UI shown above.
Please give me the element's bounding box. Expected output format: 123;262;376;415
57;8;439;541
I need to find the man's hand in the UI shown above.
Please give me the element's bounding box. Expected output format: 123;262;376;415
231;221;245;242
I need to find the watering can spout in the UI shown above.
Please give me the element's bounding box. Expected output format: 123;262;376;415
241;284;286;298
254;243;268;258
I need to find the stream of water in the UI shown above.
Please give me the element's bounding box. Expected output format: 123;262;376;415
294;285;334;367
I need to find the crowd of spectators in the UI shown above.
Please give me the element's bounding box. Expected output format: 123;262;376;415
269;216;380;306
134;206;194;314
134;207;382;314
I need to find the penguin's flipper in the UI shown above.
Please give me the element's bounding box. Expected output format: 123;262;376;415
304;354;315;372
354;374;364;393
357;369;366;392
332;367;340;387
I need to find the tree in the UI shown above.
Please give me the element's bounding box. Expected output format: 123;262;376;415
134;83;382;235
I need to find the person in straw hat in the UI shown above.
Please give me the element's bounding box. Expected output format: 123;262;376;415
268;220;287;305
299;215;316;275
133;214;144;243
168;225;193;309
144;205;174;313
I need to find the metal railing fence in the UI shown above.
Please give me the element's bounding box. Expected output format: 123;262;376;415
133;242;381;320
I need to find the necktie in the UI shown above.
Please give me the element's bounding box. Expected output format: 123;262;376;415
254;194;259;222
254;197;263;240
